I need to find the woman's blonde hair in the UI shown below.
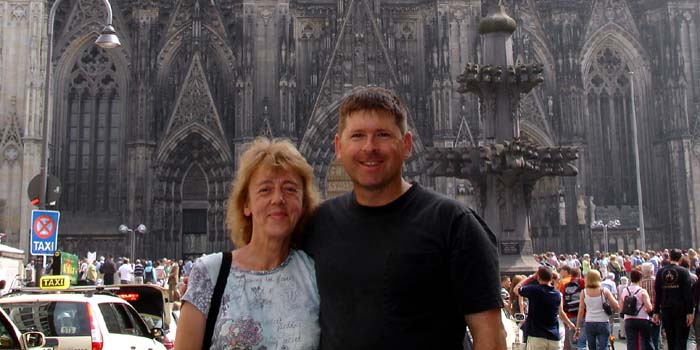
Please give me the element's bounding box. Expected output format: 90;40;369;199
585;269;602;288
226;137;320;248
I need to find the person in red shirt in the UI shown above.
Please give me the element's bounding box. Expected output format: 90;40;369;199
623;256;632;275
560;268;586;350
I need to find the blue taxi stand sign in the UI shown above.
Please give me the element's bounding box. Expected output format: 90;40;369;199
30;210;60;256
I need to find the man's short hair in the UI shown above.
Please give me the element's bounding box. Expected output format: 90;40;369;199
536;266;553;282
501;275;510;283
670;248;683;262
338;87;408;135
570;267;581;278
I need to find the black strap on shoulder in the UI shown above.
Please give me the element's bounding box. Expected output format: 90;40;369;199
202;251;232;350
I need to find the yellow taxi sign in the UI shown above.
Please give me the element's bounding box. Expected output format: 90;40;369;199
39;275;71;290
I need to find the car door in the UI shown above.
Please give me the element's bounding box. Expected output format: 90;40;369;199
0;310;21;350
98;303;162;350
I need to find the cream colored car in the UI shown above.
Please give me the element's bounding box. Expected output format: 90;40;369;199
0;292;165;350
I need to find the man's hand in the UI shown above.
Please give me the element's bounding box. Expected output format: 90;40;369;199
465;308;506;350
652;314;660;325
687;314;694;327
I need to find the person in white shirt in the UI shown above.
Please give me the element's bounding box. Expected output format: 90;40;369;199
117;258;134;284
601;273;617;298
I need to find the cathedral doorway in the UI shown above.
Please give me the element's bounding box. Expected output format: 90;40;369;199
181;164;209;260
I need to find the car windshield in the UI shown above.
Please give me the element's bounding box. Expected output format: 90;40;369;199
1;301;90;337
140;313;163;329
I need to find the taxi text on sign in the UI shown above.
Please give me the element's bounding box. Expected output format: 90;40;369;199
39;275;70;290
30;210;60;256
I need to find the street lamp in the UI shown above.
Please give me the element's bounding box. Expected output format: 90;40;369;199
628;71;646;251
591;219;621;253
118;224;146;261
38;0;121;210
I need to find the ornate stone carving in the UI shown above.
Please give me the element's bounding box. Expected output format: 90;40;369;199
165;54;226;135
1;97;23;150
10;4;26;23
584;0;640;40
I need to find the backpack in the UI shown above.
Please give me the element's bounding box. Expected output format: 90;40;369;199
621;287;642;316
563;279;583;313
610;260;622;273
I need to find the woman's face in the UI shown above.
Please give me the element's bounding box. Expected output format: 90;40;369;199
244;165;304;242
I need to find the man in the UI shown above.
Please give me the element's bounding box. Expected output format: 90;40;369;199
515;266;575;350
501;276;512;307
601;272;617;298
133;259;144;284
100;255;117;285
168;260;180;302
304;87;504;350
560;267;586;350
639;263;659;348
24;259;35;287
117;258;133;284
85;260;97;285
182;258;193;277
653;248;693;350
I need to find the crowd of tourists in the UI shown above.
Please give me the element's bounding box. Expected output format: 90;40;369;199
503;248;700;350
22;255;194;302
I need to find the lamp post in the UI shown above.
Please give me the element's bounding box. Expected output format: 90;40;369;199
628;71;646;251
38;0;121;209
591;219;621;253
118;224;146;261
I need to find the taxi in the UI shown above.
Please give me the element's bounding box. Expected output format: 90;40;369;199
0;307;47;349
114;284;176;349
0;275;166;350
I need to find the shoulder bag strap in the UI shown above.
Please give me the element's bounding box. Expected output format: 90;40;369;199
203;251;233;350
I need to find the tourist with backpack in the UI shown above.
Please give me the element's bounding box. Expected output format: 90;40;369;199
143;260;156;284
560;267;586;350
618;269;653;350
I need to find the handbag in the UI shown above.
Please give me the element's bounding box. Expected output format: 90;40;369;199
601;291;613;316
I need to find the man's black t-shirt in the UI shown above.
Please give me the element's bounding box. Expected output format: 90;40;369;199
303;184;502;350
654;263;693;314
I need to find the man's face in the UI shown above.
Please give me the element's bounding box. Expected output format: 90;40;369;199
335;109;412;194
502;278;511;288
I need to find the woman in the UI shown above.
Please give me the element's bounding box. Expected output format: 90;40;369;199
510;275;527;316
175;137;321;350
574;269;620;350
618;269;653;350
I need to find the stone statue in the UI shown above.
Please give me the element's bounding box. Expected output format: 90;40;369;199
577;194;587;225
588;196;596;224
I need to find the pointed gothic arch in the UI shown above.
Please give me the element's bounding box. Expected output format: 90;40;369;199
155;38;236;138
50;34;130;214
580;29;653;207
153;129;233;259
53;0;132;66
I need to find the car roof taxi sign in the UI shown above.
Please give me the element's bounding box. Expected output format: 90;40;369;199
40;275;70;290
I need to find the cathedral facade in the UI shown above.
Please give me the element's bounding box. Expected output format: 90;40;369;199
0;0;699;259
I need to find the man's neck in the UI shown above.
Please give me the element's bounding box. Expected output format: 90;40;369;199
355;179;412;207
